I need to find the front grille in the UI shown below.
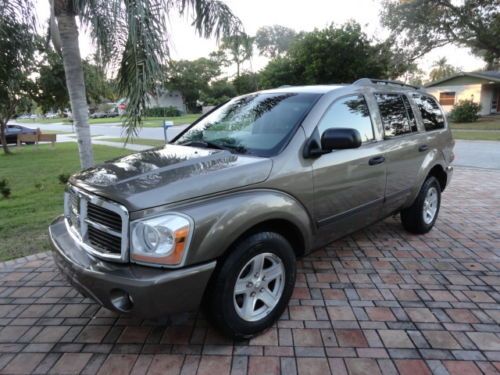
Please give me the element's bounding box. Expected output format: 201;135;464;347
64;186;129;262
88;226;122;254
87;202;122;232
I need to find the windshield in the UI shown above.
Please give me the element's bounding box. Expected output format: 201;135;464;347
174;92;320;157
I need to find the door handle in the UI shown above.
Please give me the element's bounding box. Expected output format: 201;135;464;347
419;144;429;152
368;156;385;166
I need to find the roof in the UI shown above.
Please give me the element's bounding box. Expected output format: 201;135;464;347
261;85;345;94
262;78;423;94
425;71;500;87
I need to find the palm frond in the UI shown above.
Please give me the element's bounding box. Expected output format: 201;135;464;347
73;0;126;67
118;0;168;141
176;0;242;39
0;0;36;36
118;0;241;141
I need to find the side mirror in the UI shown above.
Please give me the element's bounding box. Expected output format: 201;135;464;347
321;128;362;151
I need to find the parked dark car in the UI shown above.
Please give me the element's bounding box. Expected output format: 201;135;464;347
90;112;107;119
2;125;37;144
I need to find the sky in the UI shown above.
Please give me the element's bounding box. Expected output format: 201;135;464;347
36;0;486;78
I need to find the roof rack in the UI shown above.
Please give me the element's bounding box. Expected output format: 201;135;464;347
353;78;420;90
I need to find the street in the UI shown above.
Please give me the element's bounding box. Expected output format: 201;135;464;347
10;121;500;170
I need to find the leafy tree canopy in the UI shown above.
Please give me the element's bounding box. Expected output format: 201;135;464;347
259;22;396;88
381;0;500;69
0;17;40;153
199;79;237;106
255;25;297;58
36;50;119;113
219;32;254;78
429;57;460;83
166;57;222;111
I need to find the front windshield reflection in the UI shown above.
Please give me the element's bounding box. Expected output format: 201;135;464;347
174;92;320;157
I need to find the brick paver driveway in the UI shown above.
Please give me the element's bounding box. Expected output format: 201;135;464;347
0;167;499;375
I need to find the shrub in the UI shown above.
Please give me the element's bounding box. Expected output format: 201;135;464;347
0;179;11;199
58;173;70;184
144;106;182;117
449;100;482;123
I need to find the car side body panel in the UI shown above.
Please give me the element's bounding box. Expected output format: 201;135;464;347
133;189;315;265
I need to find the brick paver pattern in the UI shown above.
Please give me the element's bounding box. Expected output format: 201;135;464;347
0;167;499;375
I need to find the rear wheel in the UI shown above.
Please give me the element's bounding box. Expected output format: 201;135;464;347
401;176;441;234
205;232;296;340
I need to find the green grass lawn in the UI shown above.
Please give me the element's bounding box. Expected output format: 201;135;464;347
452;130;500;141
0;143;132;261
98;138;166;147
450;116;500;130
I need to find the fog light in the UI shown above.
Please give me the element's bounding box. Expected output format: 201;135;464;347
110;289;134;312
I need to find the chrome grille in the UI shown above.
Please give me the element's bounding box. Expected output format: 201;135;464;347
87;202;122;232
64;186;129;262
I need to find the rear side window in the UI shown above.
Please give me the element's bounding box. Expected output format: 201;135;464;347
317;95;374;143
413;94;446;131
375;93;416;138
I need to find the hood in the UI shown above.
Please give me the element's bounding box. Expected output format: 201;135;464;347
70;144;273;211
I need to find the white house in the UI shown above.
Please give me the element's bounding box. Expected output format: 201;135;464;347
424;71;500;115
146;88;186;113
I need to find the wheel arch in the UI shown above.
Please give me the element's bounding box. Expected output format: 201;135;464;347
179;189;314;265
427;164;448;192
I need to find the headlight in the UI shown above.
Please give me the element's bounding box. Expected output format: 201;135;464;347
130;214;192;267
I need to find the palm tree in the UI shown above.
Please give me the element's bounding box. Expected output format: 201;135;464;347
2;0;241;168
429;57;459;83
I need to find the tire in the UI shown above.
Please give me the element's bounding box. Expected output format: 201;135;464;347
205;231;296;340
401;176;441;234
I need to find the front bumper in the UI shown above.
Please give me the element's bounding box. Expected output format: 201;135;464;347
445;165;454;189
49;216;216;318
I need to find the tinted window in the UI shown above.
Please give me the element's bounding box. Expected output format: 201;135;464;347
413;94;446;131
317;95;374;142
174;92;320;157
401;95;418;132
375;93;414;138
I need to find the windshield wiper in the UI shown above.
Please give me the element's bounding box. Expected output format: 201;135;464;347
182;140;247;154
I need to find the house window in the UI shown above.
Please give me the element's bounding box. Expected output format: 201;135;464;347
439;92;455;106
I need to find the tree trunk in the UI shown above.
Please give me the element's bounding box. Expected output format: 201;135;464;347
55;13;94;168
0;121;11;155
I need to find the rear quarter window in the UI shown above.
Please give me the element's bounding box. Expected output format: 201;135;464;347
375;93;417;138
412;94;446;131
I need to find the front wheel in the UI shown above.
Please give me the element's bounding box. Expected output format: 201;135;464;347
401;176;441;234
205;232;296;340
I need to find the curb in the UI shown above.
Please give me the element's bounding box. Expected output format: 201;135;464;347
0;251;51;269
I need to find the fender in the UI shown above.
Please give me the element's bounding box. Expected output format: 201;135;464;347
168;189;316;265
405;148;446;207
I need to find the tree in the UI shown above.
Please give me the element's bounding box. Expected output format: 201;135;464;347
429;57;460;83
259;56;299;88
255;25;297;58
36;50;68;113
259;22;395;88
199;79;236;106
0;17;39;154
219;32;253;79
36;51;119;113
167;57;222;112
381;0;500;69
0;0;241;167
233;71;259;95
